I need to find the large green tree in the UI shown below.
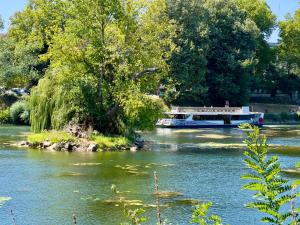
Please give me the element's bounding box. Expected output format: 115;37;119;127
204;0;259;106
273;8;300;98
237;0;278;97
29;0;174;134
167;0;259;106
279;10;300;77
0;16;3;30
165;0;209;105
0;0;68;89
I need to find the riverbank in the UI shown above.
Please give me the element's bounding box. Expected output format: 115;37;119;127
18;130;134;152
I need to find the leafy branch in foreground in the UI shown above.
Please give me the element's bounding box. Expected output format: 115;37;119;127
241;124;297;224
191;202;226;225
122;208;147;225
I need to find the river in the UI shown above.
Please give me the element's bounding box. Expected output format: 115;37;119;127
0;125;300;225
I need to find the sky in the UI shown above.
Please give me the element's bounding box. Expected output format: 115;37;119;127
0;0;299;42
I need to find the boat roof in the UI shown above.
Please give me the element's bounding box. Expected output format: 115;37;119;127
166;106;262;115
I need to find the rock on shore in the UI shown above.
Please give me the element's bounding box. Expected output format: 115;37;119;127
18;140;132;152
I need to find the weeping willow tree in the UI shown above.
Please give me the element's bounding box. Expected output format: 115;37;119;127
28;0;175;134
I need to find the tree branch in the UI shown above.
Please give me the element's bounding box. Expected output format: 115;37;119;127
133;68;161;80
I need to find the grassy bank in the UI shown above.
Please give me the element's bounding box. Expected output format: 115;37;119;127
28;131;75;145
89;135;130;149
27;130;131;151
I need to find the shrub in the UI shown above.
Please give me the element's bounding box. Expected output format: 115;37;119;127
279;112;290;122
264;113;280;122
10;101;29;125
28;130;75;145
0;90;19;108
0;109;11;124
294;112;300;121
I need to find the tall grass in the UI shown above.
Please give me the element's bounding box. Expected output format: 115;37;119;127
28;130;75;145
89;135;130;148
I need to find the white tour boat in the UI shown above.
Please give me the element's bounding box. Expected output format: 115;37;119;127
156;106;264;128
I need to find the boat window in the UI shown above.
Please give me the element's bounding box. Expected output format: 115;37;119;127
193;115;223;120
231;115;253;120
171;114;188;119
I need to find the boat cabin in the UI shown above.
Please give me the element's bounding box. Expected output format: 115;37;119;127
156;106;264;128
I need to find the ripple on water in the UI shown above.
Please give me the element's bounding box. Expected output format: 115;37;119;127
2;125;300;225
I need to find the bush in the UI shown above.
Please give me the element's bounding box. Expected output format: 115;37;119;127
264;112;298;122
0;91;19;108
294;112;300;121
28;131;75;145
264;113;280;122
10;101;29;125
0;109;11;124
279;112;290;122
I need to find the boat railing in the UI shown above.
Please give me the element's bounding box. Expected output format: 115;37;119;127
170;106;244;113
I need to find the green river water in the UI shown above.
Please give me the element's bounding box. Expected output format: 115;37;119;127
1;125;300;225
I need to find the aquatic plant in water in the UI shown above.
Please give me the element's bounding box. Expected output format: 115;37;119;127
0;197;11;208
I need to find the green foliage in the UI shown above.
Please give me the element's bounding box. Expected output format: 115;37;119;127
165;0;209;105
122;208;148;225
264;113;280;122
10;100;29;125
0;109;11;124
0;90;20;108
27;0;173;134
191;202;226;225
0;36;47;88
0;15;3;31
278;10;300;77
121;94;168;134
279;112;290;122
241;124;295;224
236;0;278;99
0;0;69;89
27;130;75;145
167;0;259;106
272;8;300;98
264;113;299;123
236;0;276;37
90;135;130;149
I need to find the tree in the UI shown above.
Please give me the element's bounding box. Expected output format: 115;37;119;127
29;0;174;134
166;0;259;106
0;15;3;30
165;0;209;106
236;0;275;37
279;10;300;77
273;9;300;99
0;34;47;88
203;0;259;106
0;0;68;89
237;0;278;99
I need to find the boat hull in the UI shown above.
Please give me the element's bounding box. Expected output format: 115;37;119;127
156;124;263;129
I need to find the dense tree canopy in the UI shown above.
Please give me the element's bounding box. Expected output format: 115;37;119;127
1;0;300;134
166;0;259;106
237;0;276;78
0;16;3;30
28;0;174;134
279;10;300;76
277;9;300;97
